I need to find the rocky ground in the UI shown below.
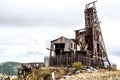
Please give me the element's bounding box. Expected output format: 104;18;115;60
19;66;119;80
60;70;120;80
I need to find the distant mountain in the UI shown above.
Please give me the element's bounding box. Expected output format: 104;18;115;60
0;62;21;76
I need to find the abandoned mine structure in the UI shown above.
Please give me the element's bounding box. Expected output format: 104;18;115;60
48;1;110;68
18;63;44;80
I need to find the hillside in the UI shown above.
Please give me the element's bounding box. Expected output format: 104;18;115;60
0;62;21;76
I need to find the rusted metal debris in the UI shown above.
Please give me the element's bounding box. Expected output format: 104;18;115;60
48;2;110;68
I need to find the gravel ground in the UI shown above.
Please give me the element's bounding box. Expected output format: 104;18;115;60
60;70;120;80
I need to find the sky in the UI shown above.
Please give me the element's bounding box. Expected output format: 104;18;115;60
0;0;120;69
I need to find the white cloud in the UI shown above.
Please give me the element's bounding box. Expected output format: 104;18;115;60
0;53;44;63
0;25;75;63
0;0;82;26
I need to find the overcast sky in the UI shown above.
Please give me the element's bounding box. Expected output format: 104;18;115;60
0;0;120;69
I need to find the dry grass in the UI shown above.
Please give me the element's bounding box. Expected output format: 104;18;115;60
25;67;65;80
23;67;120;80
61;70;120;80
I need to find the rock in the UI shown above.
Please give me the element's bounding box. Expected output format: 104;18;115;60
76;70;80;74
62;75;70;79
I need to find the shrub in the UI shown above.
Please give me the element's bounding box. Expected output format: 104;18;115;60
40;69;52;80
56;70;65;79
11;78;18;80
108;65;117;71
72;61;82;70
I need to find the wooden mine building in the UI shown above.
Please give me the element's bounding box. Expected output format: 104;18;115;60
48;1;110;68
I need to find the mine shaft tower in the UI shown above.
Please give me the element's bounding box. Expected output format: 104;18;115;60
75;1;110;67
49;1;110;68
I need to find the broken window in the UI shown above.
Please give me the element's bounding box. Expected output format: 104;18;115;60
54;43;65;55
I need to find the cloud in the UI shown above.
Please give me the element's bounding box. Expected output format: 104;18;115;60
0;51;44;63
99;0;120;21
107;45;120;57
0;0;82;27
0;26;73;56
27;51;44;55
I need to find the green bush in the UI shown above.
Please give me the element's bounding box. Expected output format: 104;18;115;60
72;61;82;70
